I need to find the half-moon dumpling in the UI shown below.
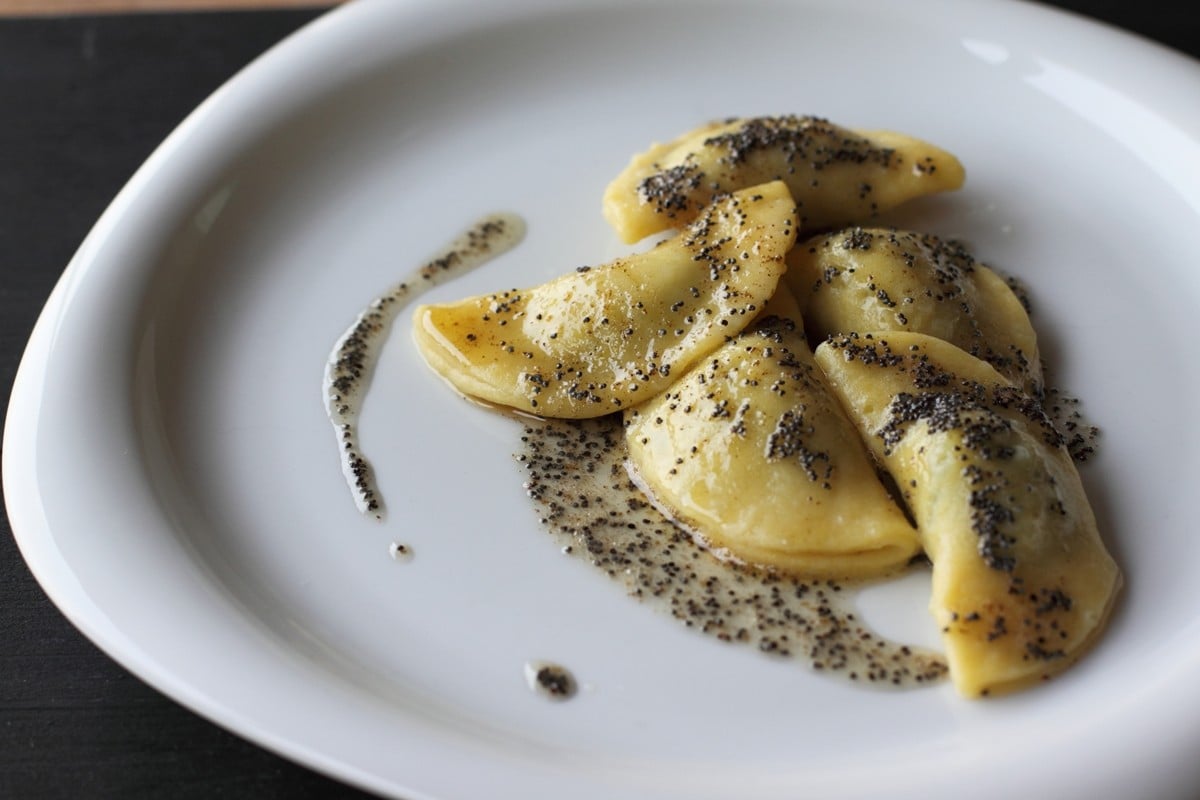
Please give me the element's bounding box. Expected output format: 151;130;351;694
603;115;965;244
623;287;920;580
413;181;797;417
787;227;1043;396
814;331;1120;697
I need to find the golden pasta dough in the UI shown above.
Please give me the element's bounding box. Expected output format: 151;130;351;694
413;181;797;417
603;115;964;243
624;286;919;579
787;227;1042;396
814;332;1119;696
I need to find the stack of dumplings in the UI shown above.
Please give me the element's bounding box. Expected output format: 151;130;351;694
412;115;1120;698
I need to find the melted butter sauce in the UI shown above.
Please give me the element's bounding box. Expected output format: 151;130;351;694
518;416;950;689
324;213;525;516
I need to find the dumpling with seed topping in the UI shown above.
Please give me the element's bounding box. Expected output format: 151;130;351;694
623;287;920;580
786;227;1043;396
603;115;965;244
814;331;1120;697
413;181;797;418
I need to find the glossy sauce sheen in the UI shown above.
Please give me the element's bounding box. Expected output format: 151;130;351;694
518;416;949;689
323;213;525;516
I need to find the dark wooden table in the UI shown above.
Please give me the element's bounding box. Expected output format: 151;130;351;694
2;2;1197;798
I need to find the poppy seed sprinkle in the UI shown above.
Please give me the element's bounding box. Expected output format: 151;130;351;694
517;415;947;689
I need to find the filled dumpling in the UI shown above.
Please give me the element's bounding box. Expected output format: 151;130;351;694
624;287;920;579
413;182;797;417
787;227;1043;396
814;331;1120;696
603;115;965;244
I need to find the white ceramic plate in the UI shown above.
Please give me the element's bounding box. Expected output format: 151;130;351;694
8;0;1200;797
